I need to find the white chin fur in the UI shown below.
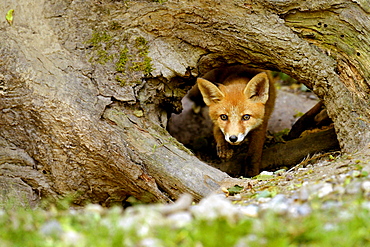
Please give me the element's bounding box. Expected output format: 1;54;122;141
224;133;247;145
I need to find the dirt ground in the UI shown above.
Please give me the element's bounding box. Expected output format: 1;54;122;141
218;146;370;205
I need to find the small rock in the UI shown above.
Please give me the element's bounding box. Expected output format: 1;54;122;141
317;183;334;198
321;200;343;210
260;171;274;176
62;231;84;246
298;187;310;201
167;212;193;228
333;184;346;195
119;206;164;236
345;181;362;195
85;204;105;214
338;173;348;183
257;197;271;203
233;194;242;200
191;194;241;222
274;169;286;175
361;201;370;210
288;203;311;217
260;194;289;215
361;181;370;193
240;204;259;218
285;174;294;181
39;220;63;236
351;170;361;178
160;193;193;215
139;238;163;247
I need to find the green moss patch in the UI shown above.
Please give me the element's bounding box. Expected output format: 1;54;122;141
86;30;153;86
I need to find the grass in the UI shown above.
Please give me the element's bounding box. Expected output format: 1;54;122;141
1;195;370;246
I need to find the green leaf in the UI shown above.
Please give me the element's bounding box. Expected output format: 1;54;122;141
361;171;369;177
6;9;14;25
227;185;244;195
256;190;272;198
254;174;274;181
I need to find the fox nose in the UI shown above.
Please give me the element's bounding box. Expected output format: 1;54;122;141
229;135;238;143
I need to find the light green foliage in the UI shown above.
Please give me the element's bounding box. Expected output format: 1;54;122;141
115;47;129;73
87;31;114;64
131;37;153;75
2;195;370;246
227;185;244;196
88;31;112;46
6;9;14;25
294;110;304;118
115;75;126;87
273;128;290;143
115;47;129;86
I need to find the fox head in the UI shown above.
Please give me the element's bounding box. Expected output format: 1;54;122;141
197;72;270;145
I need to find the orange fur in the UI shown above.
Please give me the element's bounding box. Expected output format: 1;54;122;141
197;65;276;176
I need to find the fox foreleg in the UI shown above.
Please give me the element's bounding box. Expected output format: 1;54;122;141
245;126;266;176
214;126;234;160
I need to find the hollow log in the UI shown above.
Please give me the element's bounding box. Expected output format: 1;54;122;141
0;0;369;205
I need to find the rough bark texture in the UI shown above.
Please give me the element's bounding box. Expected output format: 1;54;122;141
261;127;340;171
0;0;369;205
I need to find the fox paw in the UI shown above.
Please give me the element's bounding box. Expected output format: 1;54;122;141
217;145;234;160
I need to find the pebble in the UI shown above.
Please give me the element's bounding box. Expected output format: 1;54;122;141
274;169;286;175
361;201;370;210
345;181;362;194
333;184;346;195
317;183;334;198
351;170;361;177
285;174;294;181
160;193;193;215
191;194;241;222
260;195;289;215
139;238;163;247
361;180;370;193
298;187;310;201
288;202;311;217
240;204;259;218
260;171;274;176
61;231;84;246
322;200;343;210
166;211;193;228
77;168;370;239
39;220;63;236
85;204;105;214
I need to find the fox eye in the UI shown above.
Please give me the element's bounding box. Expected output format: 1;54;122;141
220;114;228;121
242;114;251;121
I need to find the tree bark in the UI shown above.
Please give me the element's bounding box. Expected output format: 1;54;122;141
261;127;340;171
0;0;369;205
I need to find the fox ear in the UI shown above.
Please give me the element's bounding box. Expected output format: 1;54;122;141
244;72;269;104
197;78;225;106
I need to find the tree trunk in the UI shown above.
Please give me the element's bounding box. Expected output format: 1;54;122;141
0;0;369;205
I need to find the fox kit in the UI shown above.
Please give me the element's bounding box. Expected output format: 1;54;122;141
196;65;275;176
